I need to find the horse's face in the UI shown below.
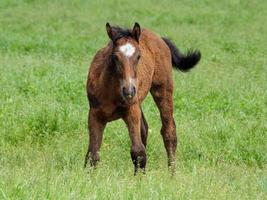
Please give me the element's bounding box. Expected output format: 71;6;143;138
112;38;140;101
106;23;141;102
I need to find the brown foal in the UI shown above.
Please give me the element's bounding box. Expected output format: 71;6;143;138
84;22;201;174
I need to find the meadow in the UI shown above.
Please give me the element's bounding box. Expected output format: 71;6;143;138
0;0;266;199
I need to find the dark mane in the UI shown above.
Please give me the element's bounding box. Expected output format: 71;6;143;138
112;26;132;41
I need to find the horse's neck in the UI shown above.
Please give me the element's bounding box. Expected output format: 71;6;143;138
99;66;113;87
92;43;119;101
98;53;119;94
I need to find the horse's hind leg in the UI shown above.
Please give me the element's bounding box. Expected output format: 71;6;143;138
150;82;177;173
140;110;148;147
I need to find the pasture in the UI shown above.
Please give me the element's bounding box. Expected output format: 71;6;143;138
0;0;266;199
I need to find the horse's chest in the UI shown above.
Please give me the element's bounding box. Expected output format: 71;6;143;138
94;101;127;122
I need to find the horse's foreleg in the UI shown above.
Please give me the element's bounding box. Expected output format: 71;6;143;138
124;104;146;175
84;109;106;168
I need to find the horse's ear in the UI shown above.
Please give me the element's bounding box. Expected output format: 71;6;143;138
106;22;114;41
132;22;141;42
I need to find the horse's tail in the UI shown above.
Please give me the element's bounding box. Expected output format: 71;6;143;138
162;37;201;72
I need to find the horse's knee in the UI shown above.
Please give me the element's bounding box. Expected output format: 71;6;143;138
130;144;146;169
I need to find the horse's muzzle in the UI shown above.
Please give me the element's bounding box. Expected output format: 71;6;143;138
122;86;136;99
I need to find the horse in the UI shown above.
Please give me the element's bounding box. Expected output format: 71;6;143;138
84;22;201;174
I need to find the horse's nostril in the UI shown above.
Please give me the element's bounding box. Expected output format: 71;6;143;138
122;87;127;94
132;86;136;96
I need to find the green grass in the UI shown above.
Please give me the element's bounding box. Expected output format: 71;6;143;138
0;0;266;199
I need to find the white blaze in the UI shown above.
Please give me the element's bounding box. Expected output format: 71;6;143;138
129;78;136;87
119;43;135;58
120;78;136;87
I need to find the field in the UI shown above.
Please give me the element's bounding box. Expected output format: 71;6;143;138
0;0;266;199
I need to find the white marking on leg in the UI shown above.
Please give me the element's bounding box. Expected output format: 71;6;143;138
119;43;135;58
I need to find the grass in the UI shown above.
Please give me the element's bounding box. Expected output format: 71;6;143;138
0;0;266;199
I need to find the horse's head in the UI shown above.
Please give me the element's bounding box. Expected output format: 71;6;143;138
106;22;141;103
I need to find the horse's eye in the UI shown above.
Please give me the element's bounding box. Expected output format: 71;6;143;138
137;55;141;60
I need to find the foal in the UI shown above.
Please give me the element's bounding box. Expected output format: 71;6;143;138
85;23;201;174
